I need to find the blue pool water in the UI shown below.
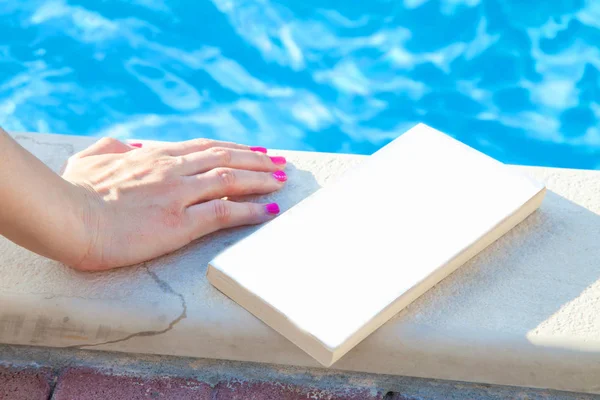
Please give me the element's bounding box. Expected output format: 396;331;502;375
1;0;600;169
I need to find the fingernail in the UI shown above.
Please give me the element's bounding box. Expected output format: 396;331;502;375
269;156;286;165
265;203;280;215
272;170;287;182
250;146;267;153
130;143;142;148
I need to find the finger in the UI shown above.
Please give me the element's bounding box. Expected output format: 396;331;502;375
185;199;280;238
183;168;287;205
164;138;262;156
76;137;136;158
179;147;286;175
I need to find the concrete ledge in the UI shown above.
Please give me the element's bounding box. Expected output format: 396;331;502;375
2;133;600;394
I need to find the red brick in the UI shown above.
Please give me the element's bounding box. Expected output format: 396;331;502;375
52;368;211;400
0;366;52;400
214;380;383;400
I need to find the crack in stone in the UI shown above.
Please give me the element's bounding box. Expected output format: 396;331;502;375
62;264;187;349
14;134;75;173
14;132;189;348
14;134;75;155
39;293;114;302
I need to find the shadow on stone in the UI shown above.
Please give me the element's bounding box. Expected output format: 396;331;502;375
390;188;600;355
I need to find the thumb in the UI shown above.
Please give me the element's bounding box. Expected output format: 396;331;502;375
76;137;137;158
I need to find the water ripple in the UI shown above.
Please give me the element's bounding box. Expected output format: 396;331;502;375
1;0;599;168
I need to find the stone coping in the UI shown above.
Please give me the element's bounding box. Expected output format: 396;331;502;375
1;132;600;394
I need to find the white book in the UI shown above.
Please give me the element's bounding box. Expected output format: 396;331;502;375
207;123;546;367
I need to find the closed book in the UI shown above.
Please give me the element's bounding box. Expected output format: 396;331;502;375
207;123;546;367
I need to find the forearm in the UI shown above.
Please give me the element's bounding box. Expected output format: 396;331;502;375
0;128;89;265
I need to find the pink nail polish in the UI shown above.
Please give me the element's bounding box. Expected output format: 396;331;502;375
250;146;267;153
269;156;286;165
272;170;287;182
265;203;280;215
130;143;143;148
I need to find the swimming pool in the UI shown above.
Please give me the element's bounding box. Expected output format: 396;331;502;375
1;0;599;169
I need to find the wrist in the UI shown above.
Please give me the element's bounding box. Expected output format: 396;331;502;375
60;179;105;270
0;133;82;266
0;129;104;270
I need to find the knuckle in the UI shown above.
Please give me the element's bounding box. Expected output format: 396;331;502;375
259;153;272;168
171;155;185;168
193;138;213;149
151;155;176;170
212;200;231;224
215;168;236;188
246;203;260;218
161;201;186;229
151;147;170;157
97;137;119;146
209;147;232;165
163;176;184;191
261;170;272;184
150;158;165;169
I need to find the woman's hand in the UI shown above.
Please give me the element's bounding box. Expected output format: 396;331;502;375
60;137;287;271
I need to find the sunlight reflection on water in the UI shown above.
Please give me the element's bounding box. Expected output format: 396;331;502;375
1;0;599;169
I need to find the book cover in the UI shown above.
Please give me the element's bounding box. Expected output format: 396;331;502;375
207;123;546;367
